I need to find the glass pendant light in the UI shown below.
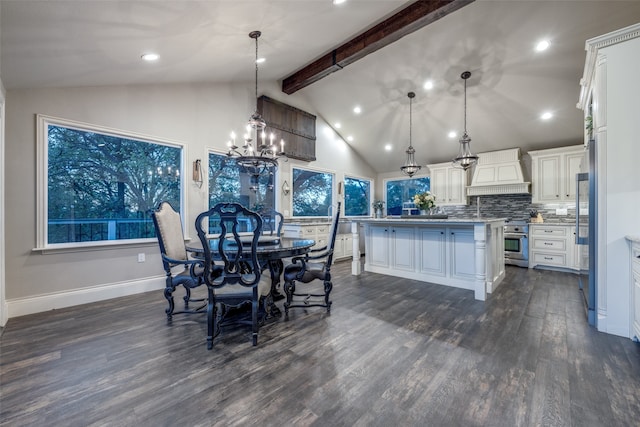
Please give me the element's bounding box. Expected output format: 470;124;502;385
400;91;422;177
452;71;478;170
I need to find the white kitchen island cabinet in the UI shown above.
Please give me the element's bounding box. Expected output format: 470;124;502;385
353;218;505;301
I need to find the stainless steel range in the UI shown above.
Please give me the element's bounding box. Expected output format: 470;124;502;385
504;221;529;267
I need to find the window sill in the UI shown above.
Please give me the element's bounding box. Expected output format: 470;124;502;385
32;237;187;255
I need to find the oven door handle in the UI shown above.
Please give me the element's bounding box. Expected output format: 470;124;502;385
505;233;527;237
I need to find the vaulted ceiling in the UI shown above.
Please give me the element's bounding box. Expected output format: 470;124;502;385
2;0;640;172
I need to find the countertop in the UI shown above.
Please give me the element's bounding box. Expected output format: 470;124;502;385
356;217;506;225
625;235;640;244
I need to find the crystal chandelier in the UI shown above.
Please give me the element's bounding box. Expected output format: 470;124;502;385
400;91;422;177
452;71;478;170
227;31;285;180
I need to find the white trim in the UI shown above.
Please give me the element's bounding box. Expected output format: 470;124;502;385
6;276;165;318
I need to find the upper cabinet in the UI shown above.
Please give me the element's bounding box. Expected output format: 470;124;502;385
529;145;585;204
427;162;469;206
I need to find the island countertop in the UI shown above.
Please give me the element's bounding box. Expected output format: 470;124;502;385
356;217;506;225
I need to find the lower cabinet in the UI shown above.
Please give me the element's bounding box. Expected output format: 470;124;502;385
368;225;414;271
333;233;353;262
417;227;446;276
449;227;476;280
529;224;580;270
629;239;640;341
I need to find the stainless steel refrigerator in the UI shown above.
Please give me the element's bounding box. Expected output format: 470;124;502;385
576;140;596;326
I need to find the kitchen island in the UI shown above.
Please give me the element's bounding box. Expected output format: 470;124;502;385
350;218;505;301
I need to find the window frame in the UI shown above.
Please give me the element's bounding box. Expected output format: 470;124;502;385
382;175;430;216
343;174;373;218
205;147;279;217
290;165;335;219
36;114;188;251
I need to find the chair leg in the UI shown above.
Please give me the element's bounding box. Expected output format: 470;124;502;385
324;279;333;313
252;289;258;346
164;282;176;320
283;279;296;318
207;288;215;350
183;286;191;306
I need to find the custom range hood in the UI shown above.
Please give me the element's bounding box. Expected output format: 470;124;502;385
467;148;530;196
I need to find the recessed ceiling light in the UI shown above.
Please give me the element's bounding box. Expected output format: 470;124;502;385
384;144;392;151
334;122;342;129
333;0;347;4
353;106;361;114
347;136;354;142
448;131;457;139
141;53;159;61
535;40;550;52
541;111;553;120
256;57;266;64
423;80;434;90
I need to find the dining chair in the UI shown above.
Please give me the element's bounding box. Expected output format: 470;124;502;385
195;202;272;349
282;202;341;318
259;208;284;238
152;201;204;320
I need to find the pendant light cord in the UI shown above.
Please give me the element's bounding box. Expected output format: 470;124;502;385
254;35;259;110
409;95;413;148
464;76;467;134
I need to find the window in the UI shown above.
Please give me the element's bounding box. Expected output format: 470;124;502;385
385;177;430;215
38;115;184;247
208;151;275;233
344;176;371;216
292;167;334;217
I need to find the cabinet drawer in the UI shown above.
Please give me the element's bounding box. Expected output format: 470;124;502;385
532;238;566;251
301;226;316;237
316;225;330;235
531;227;568;237
532;252;567;266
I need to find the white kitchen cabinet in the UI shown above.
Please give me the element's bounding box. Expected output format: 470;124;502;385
449;227;476;280
333;233;353;262
629;238;640;341
368;225;390;268
529;146;585;204
529;224;580;270
417;227;446;276
283;222;330;249
367;225;415;271
427;162;469;206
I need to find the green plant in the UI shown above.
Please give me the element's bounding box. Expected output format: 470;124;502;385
372;200;384;210
585;115;593;134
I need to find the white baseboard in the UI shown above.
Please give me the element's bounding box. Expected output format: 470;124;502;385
6;276;166;318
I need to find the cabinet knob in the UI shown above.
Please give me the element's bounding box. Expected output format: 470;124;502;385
440;231;444;235
566;194;569;197
556;195;559;198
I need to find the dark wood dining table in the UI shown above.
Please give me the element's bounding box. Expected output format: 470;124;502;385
185;237;316;316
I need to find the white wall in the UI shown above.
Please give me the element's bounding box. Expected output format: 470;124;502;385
3;80;375;316
598;37;640;337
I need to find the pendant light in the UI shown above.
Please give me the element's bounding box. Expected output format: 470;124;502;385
400;91;421;177
452;71;478;170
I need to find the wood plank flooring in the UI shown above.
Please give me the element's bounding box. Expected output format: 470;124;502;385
2;263;640;426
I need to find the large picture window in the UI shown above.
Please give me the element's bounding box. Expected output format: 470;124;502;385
38;115;184;247
292;167;334;217
344;176;371;216
385;177;430;215
208;152;275;233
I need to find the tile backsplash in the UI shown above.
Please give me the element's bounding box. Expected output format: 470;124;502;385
443;194;576;223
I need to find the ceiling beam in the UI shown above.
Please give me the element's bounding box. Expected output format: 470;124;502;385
281;0;475;95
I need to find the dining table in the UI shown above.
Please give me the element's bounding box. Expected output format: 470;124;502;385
185;236;316;317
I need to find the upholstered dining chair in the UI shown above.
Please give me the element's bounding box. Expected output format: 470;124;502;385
152;201;204;320
282;202;341;318
195;203;272;349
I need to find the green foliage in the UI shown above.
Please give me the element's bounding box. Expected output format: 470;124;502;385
344;177;370;216
292;168;333;216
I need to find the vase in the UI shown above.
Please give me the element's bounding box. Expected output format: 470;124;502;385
420;209;428;216
375;208;382;218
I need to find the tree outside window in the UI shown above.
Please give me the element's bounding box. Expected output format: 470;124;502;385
208;152;275;232
344;176;371;216
44;120;183;245
385;177;430;215
292;168;333;217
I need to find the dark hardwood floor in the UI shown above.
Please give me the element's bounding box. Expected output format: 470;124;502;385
2;262;640;426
